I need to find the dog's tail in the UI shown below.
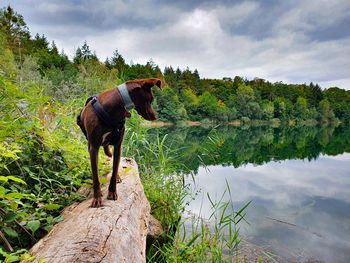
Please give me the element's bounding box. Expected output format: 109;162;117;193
77;110;88;139
103;146;113;158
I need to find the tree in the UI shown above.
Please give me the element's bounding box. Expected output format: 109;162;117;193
108;49;127;76
164;66;178;92
318;99;335;122
73;41;97;63
155;87;187;122
247;102;262;119
0;30;17;79
308;82;323;107
258;81;275;101
273;98;286;120
31;33;49;51
81;41;92;59
181;88;199;119
73;47;83;64
235;84;256;118
294;97;308;120
324;87;350;121
50;41;58;55
0;5;30;51
178;67;201;94
197;91;219;118
261;102;275;120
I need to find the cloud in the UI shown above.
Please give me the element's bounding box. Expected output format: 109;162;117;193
275;0;350;36
4;0;350;89
185;153;350;262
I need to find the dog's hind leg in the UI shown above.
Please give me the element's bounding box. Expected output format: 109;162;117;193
89;143;103;207
107;128;125;200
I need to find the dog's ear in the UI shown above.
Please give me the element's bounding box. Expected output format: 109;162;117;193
126;78;165;92
142;78;165;91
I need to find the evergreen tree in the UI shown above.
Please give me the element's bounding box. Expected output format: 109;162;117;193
50;40;58;54
31;33;49;50
73;47;83;64
109;49;127;75
104;56;112;69
0;5;30;51
309;82;323;107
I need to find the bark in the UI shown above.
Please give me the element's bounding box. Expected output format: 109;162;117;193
24;158;162;263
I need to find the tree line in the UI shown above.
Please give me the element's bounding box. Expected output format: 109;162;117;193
1;5;350;124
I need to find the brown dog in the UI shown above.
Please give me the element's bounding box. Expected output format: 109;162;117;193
77;78;163;207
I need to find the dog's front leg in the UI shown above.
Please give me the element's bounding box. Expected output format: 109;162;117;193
107;128;125;200
89;144;103;207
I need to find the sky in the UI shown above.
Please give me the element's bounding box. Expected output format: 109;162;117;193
4;0;350;90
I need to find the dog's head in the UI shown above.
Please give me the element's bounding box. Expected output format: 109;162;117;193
126;78;164;120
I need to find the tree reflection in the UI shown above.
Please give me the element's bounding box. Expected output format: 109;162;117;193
147;125;350;174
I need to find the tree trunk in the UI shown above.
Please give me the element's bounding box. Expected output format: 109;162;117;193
24;158;162;263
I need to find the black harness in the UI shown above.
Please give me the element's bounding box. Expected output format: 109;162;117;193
78;95;125;145
90;96;123;129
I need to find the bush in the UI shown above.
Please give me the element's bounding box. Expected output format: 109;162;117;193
0;76;93;256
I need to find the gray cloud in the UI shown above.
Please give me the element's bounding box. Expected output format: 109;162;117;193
4;0;350;89
186;153;350;261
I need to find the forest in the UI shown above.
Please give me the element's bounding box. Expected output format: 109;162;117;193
1;5;350;262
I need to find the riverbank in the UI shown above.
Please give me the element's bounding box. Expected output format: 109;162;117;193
143;118;343;128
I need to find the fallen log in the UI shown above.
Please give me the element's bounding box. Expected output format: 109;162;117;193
24;158;162;263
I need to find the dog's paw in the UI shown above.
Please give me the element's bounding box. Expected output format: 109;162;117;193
91;197;103;208
107;191;118;200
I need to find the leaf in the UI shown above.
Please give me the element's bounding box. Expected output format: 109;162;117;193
20;253;35;261
43;203;61;211
0;247;9;256
0;186;5;197
3;227;18;238
0;176;8;183
53;215;64;223
5;254;20;263
4;213;17;223
44;225;53;232
7;176;27;185
5;192;25;200
26;220;40;234
10;201;18;211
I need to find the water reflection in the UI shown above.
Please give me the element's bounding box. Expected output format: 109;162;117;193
147;125;350;262
149;124;350;174
187;154;350;262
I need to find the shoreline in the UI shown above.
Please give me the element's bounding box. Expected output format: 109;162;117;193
142;119;344;128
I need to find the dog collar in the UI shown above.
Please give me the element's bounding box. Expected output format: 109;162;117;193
117;83;135;111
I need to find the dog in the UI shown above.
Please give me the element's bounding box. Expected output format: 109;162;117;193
77;78;163;207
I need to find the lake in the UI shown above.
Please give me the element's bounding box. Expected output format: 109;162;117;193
149;124;350;262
